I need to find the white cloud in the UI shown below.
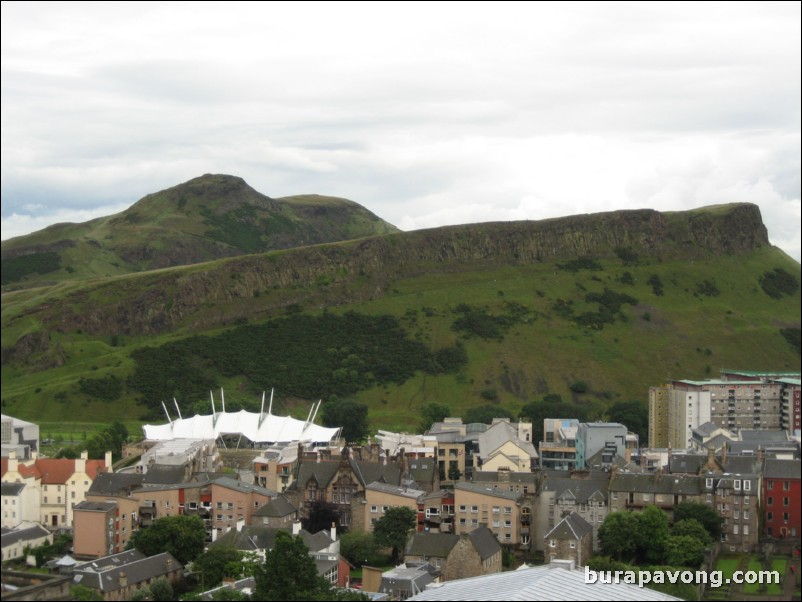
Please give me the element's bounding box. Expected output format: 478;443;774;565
1;2;800;261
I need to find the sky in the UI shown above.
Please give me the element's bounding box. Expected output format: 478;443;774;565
2;2;800;261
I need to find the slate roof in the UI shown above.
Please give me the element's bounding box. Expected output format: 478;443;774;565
540;476;609;502
1;482;25;496
211;526;286;551
693;422;720;437
721;456;763;475
253;494;296;518
212;476;276;497
455;482;524;501
472;471;537;485
292;457;402;491
300;529;334;553
467;526;501;561
1;523;51;548
764;459;801;480
668;453;709;474
608;473;702;495
74;501;116;512
739;430;790;443
406;533;459;558
366;481;425;500
88;473;146;496
73;551;182;592
544;512;593;541
143;464;187;485
477;421;537;461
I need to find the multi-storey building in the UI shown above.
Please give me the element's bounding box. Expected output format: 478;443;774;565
575;423;629;470
539;419;578;471
776;378;801;436
648;386;671;447
537;473;609;549
763;459;801;538
709;472;760;552
363;482;424;532
453;482;527;547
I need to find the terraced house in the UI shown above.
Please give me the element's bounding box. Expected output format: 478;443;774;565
453;482;527;547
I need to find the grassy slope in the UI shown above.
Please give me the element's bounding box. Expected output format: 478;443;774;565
2;244;799;433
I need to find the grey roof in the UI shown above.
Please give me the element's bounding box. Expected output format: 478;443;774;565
721;456;763;475
544;512;593;541
739;430;790;443
727;441;798;455
1;482;25;496
716;474;760;490
211;526;286;551
74;501;116;512
1;524;51;548
253;494;296;518
314;556;338;575
212;476;277;497
73;551;182;592
353;460;402;487
381;563;438;594
406;533;459;558
455;482;524;501
540;476;609;502
408;564;682;600
466;526;501;561
609;473;702;496
693;422;720;437
477;421;537;461
367;481;425;500
294;461;340;489
668;453;710;474
300;529;334;553
764;459;801;480
472;471;537;485
408;459;437;487
88;473;146;496
143;464;187;485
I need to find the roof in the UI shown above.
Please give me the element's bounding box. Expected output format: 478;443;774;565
668;453;710;474
739;430;791;443
74;501;116;512
544;512;593;541
212;526;284;551
89;473;146;496
253;494;297;518
693;422;720;437
406;533;459;558
367;481;425;500
1;482;25;496
540;475;609;502
609;473;702;496
143;409;340;444
466;526;501;561
300;529;334;553
764;459;801;480
1;524;51;548
7;457;107;484
143;464;187;485
721;456;763;475
473;471;537;485
455;482;524;501
211;476;276;497
477;421;537;461
407;564;681;600
73;551;182;592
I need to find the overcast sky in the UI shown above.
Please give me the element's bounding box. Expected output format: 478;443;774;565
2;2;800;260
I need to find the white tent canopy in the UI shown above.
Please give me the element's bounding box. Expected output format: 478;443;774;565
143;391;340;445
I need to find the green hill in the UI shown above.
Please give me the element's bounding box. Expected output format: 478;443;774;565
0;174;398;290
1;201;799;435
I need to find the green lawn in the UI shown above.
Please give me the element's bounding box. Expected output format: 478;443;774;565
741;557;785;595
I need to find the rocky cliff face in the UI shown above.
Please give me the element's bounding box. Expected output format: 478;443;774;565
7;203;771;340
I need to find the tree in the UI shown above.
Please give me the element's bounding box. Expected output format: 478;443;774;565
131;515;205;565
70;585;104;601
598;511;640;561
417;402;451;433
340;531;383;568
607;400;648;445
464;405;514;425
191;546;244;589
303;499;341;534
254;531;329;601
671;518;712;547
321;399;369;443
636;505;669;565
673;502;723;539
373;506;416;564
148;577;174;602
665;535;706;567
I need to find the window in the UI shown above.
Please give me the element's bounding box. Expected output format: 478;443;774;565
217;502;223;509
768;512;773;521
766;480;774;489
570;541;576;549
471;519;479;526
505;520;512;528
743;511;749;520
459;518;466;526
371;505;378;513
784;498;790;506
733;524;739;535
744;480;751;492
744;497;749;506
734;480;741;491
493;520;500;528
734;511;739;519
768;497;773;506
549;539;556;548
783;481;790;491
706;478;714;488
459;505;466;513
492;506;500;514
471;506;479;513
743;525;749;535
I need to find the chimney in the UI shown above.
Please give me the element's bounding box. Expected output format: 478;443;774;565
316;450;321;463
625;447;631;464
165;558;173;572
31;451;38;461
292;520;302;535
757;445;762;464
721;443;727;468
81;450;89;460
105;451;113;472
236;518;245;532
331;521;337;542
707;446;716;470
119;571;128;588
8;451;18;474
75;452;87;475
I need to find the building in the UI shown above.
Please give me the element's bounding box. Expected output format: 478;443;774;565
250;494;297;528
475;419;536;473
776;378;801;436
575;423;628;470
1;482;38;528
405;526;501;581
711;472;760;552
365;482;424;532
648;386;671;448
380;563;438;600
1;523;52;561
253;445;299;492
137;438;219;479
544;512;593;566
1;414;40;459
608;472;703;516
1;450;110;528
537;472;609;549
72;550;183;601
453;483;525;546
539;419;578;471
763;459;801;538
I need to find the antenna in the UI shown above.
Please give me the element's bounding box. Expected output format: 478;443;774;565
221;388;226;413
268;388;274;415
259;391;266;427
173;398;182;420
210;391;218;427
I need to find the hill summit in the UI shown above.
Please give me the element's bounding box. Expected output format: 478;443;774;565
1;174;399;290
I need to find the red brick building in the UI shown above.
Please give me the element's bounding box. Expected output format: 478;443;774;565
763;459;801;538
